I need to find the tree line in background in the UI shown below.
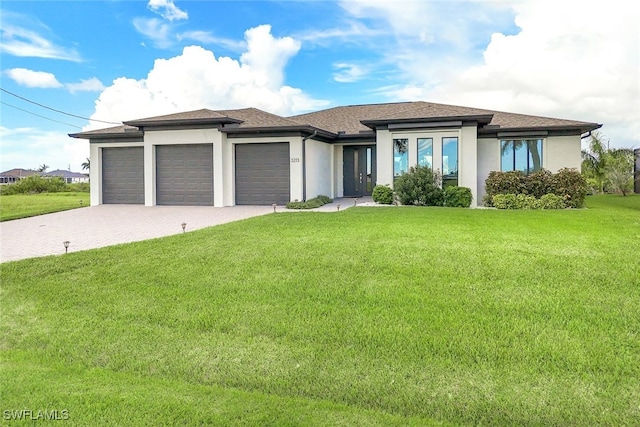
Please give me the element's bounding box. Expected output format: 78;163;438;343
581;131;636;196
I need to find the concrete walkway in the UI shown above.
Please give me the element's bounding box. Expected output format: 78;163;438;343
0;198;371;263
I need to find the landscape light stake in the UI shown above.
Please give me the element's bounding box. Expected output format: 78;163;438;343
354;198;358;206
337;204;341;211
63;241;70;254
181;223;187;233
79;200;83;206
272;203;277;213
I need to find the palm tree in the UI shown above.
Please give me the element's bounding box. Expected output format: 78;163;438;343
81;158;90;171
581;131;608;193
37;163;49;173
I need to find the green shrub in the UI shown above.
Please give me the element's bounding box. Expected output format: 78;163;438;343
485;169;587;208
443;186;473;208
537;193;566;209
525;169;555;198
286;195;332;209
492;194;519;209
394;165;444;206
67;182;90;193
0;175;66;195
553;168;588;208
372;185;393;204
493;193;566;210
483;171;526;206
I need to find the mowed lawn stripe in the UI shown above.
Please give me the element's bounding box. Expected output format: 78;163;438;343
1;195;639;425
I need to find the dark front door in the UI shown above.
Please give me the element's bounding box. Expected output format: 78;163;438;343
343;146;376;197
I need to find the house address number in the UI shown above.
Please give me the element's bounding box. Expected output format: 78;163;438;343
290;157;300;163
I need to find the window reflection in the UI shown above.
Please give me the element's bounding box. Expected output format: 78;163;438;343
418;138;433;168
393;138;408;178
501;139;543;174
442;137;458;186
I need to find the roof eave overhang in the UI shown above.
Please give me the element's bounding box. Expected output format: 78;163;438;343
222;125;336;139
361;114;494;130
123;117;243;128
479;123;602;137
68;130;144;140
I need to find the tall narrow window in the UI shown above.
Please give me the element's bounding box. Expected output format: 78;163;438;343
366;147;373;192
501;139;543;174
442;137;458;186
418;138;433;168
393;138;408;178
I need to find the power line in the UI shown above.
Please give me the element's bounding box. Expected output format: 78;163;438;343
1;101;82;129
0;87;121;125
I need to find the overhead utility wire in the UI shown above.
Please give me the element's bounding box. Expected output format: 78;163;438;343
0;87;121;125
1;101;82;129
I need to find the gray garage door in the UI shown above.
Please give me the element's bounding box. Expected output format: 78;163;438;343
235;143;290;205
156;144;213;206
102;147;144;204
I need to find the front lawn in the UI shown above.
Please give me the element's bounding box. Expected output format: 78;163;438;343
1;195;639;425
0;192;90;221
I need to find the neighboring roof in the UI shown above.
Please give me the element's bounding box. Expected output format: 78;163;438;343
46;170;88;178
69;101;601;140
0;168;39;178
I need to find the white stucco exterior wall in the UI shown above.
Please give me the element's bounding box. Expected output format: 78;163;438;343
376;129;393;187
305;138;333;199
459;125;478;207
544;135;582;172
477;138;500;205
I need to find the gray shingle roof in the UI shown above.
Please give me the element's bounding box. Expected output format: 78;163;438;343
70;102;601;139
290;101;599;135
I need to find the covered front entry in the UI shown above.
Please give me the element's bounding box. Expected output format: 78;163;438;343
102;147;144;204
156;144;213;206
235;143;290;205
343;145;376;197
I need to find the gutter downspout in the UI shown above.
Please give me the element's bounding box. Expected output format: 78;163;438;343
301;130;318;202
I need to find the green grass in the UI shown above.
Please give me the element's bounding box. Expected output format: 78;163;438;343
1;194;639;425
0;192;90;221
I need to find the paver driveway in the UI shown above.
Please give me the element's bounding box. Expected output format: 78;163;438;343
0;198;367;263
0;205;273;263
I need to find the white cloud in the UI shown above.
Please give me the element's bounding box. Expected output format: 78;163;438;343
66;77;105;94
0;126;88;172
333;63;369;83
340;0;640;148
147;0;188;21
0;13;81;61
4;68;62;88
177;31;245;51
133;17;173;49
86;25;327;129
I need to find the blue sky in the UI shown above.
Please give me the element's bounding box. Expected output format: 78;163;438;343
1;0;638;172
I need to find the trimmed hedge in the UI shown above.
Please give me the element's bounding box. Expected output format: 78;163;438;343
493;193;566;210
484;168;587;208
444;186;473;208
286;195;332;209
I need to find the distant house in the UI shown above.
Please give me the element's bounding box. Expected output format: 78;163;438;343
69;101;601;207
45;169;90;184
0;168;39;184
